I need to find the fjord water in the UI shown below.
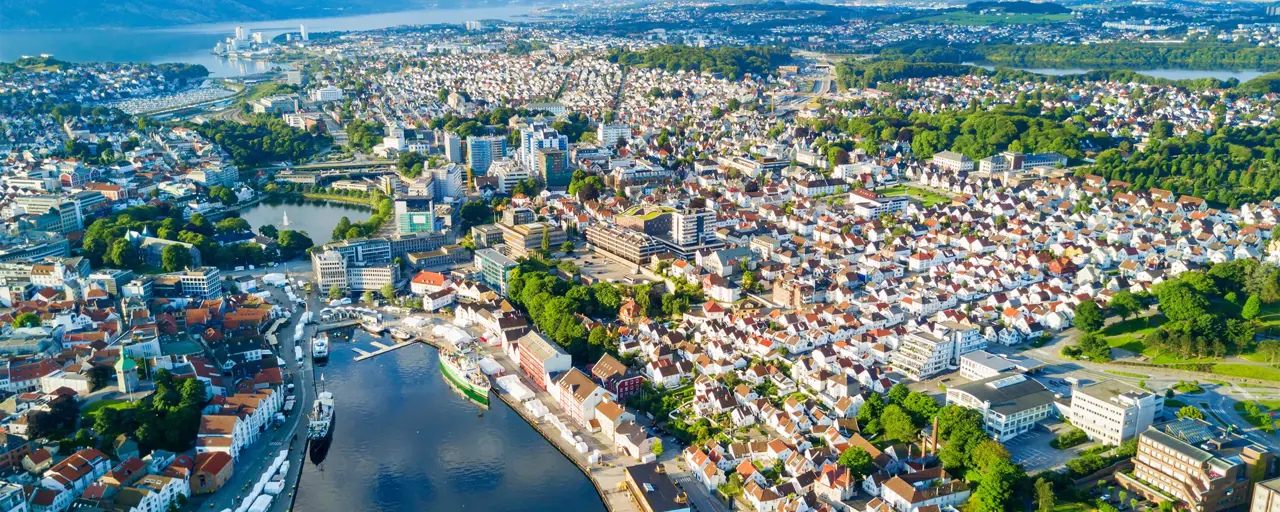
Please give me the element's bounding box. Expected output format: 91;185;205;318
0;5;538;76
293;329;606;512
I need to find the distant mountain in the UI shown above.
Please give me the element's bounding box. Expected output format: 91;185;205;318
0;0;447;30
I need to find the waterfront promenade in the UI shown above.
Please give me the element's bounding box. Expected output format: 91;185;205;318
476;343;640;512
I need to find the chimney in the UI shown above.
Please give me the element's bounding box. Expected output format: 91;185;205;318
930;416;940;454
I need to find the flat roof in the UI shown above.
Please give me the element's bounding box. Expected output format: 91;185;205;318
625;462;686;512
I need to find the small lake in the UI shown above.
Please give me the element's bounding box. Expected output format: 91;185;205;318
294;328;607;512
964;63;1268;82
237;197;371;244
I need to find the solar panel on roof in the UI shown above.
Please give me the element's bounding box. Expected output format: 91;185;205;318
1165;418;1214;445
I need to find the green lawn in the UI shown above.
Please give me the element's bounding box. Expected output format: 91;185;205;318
1172;381;1204;394
1105;370;1149;379
877;185;952;207
1234;401;1278;431
1212;364;1280;382
81;399;135;421
1164;399;1187;408
1101;316;1226;364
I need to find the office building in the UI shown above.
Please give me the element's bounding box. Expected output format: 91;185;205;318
311;86;344;102
311;249;399;293
177;267;223;300
1125;419;1274;512
958;351;1046;381
187;164;239;189
945;373;1055;442
1070;380;1163;446
475;248;517;295
395;199;436;235
430;163;466;199
585;224;664;266
470;225;505;248
300;24;308;41
502;207;536;227
467;135;507;176
670;209;716;247
617;205;675;236
499;221;566;259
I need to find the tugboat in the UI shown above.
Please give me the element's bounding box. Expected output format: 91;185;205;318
438;344;491;406
308;388;335;464
311;333;330;363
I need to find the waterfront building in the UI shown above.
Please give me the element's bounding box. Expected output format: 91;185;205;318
623;462;690;512
466;135;506;176
474;248;517;295
944;373;1055;442
592;353;645;399
516;331;571;390
1069;380;1163;446
192;452;233;495
196;415;250;461
1124;419;1274;512
554;368;612;428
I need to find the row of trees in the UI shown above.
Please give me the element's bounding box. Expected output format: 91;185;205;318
973;42;1280;70
329;191;395;241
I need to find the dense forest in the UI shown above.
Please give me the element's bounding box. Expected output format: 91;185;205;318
836;57;1235;93
606;45;792;80
192;115;330;167
1090;122;1280;207
971;42;1280;69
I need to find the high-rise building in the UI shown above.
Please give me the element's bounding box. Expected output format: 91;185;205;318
670;208;716;247
536;148;571;188
444;132;464;163
488;158;532;194
430;163;466;199
467;135;507;176
517;123;568;174
300;24;309;41
235;26;247;41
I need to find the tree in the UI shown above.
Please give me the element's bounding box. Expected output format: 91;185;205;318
1074;299;1105;333
1244;294;1263;320
88;366;112;391
1035;477;1055;512
215;217;250;234
381;283;397;301
362;290;377;303
107;239;137;268
161;245;193;272
887;383;910;405
259;224;279;239
970;459;1019;512
541;226;551;254
838;446;875;479
652;438;664;456
11;312;40;328
328;285;344;300
881;405;918;443
1110;291;1142;320
903;392;940;424
560;241;575;254
1177;405;1205;420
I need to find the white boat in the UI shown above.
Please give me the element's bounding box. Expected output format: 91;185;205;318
389;328;413;340
312;333;330;362
308;391;335;441
361;318;386;334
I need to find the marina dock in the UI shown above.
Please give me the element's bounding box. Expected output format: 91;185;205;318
316;319;359;331
353;340;418;361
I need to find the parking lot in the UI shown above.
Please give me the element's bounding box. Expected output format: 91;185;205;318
1006;422;1082;473
573;251;663;286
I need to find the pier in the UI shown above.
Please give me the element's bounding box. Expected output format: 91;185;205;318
316;319;359;332
353;340;418;361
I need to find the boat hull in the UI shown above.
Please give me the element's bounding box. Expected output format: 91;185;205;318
440;357;490;405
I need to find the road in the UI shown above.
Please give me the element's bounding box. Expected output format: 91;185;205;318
193;269;317;512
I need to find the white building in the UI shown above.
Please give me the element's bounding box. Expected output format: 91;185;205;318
1070;380;1163;446
945;373;1056;442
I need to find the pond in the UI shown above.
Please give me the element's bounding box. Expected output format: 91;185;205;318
237;196;372;244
